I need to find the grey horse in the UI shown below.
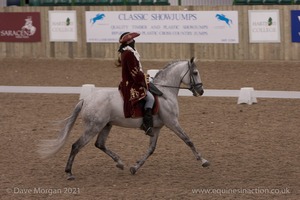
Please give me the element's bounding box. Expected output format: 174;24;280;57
38;57;210;180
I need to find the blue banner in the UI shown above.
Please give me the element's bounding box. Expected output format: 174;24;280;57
291;10;300;43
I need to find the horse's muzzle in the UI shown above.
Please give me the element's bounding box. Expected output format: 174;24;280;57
191;83;204;97
198;89;204;96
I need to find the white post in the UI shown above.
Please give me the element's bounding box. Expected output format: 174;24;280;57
147;69;159;82
237;87;257;105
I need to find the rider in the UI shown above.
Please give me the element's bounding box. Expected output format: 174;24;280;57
117;32;155;137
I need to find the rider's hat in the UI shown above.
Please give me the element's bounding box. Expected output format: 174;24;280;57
119;32;140;44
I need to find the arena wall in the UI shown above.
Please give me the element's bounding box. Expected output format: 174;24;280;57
0;5;299;61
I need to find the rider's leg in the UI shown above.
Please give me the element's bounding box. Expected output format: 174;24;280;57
142;91;154;136
144;90;154;110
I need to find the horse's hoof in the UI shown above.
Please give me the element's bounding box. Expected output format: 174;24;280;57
116;163;124;170
67;175;75;180
202;161;210;168
130;167;137;175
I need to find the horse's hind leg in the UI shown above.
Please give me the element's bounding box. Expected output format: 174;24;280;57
65;124;103;180
94;124;125;170
130;127;160;175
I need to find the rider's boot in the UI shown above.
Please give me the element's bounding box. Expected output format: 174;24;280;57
142;108;154;137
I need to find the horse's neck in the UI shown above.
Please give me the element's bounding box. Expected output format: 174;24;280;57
154;62;185;96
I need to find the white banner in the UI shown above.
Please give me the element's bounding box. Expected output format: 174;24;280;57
248;10;281;43
49;11;77;42
85;11;239;43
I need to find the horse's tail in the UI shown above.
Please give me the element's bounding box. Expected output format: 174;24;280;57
37;100;84;159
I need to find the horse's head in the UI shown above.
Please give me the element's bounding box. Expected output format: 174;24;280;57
181;57;204;96
153;58;204;96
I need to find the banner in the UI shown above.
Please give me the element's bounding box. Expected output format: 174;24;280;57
0;12;41;42
49;11;77;42
248;10;280;43
85;11;239;43
291;10;300;43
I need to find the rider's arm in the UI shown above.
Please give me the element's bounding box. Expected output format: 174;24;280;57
124;51;146;87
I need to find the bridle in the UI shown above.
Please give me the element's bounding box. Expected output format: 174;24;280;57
153;61;203;96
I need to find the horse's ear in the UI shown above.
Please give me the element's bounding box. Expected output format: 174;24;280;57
190;57;197;63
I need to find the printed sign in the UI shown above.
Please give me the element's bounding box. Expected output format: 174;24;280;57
49;11;77;42
248;10;281;43
291;10;300;43
85;11;239;43
0;12;41;42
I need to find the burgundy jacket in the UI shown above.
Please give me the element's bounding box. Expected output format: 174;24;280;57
119;48;147;118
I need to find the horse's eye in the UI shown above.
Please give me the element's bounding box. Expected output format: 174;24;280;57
193;71;198;75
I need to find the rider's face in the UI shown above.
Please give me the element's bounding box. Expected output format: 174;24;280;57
128;40;135;49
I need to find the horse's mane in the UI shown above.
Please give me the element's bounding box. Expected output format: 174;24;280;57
154;60;186;79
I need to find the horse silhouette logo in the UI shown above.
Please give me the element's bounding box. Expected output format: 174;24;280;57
90;13;105;25
215;14;233;27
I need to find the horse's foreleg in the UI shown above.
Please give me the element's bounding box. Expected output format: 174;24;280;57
130;128;160;175
95;124;124;170
169;123;210;168
65;125;101;180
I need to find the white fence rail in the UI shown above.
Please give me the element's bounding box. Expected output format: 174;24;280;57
1;86;300;99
